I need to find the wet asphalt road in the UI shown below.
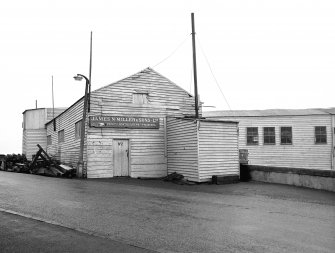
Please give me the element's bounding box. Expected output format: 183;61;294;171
0;211;154;253
0;171;334;253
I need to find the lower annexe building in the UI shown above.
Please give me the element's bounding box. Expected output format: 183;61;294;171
204;108;335;171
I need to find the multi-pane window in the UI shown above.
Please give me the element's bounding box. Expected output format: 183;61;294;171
315;126;327;144
247;127;258;145
133;93;148;104
58;130;64;143
263;127;275;145
47;135;52;145
281;127;292;145
75;120;82;140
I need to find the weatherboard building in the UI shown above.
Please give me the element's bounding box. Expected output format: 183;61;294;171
43;68;239;182
204;108;335;171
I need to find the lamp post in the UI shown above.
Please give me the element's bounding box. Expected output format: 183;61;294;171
73;74;89;178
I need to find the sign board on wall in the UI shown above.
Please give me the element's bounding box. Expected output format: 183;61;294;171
89;116;159;129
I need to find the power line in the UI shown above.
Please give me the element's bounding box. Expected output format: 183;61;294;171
196;36;232;110
152;35;190;68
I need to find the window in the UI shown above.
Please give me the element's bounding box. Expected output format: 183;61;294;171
247;127;258;145
75;120;82;140
58;130;64;143
133;93;148;104
264;127;275;145
315;126;327;144
281;127;292;145
47;135;52;145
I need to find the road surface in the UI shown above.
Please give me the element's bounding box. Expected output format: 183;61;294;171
0;171;334;252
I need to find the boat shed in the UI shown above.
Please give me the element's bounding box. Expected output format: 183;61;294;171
204;108;335;171
22;107;66;160
44;68;240;180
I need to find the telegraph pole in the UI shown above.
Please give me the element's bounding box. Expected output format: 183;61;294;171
52;75;56;131
191;13;199;118
88;31;92;112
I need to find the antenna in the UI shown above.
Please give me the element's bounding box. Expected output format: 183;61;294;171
191;13;199;118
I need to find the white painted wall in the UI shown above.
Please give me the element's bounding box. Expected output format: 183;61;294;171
205;114;333;170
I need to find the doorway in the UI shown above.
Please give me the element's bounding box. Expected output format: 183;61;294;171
113;139;129;177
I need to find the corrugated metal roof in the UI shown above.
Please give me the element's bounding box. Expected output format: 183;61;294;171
203;108;335;118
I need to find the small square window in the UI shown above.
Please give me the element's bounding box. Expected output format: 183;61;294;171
58;130;64;143
75;120;82;140
281;127;292;145
264;127;275;145
133;93;148;104
247;127;258;145
47;135;52;146
315;126;327;144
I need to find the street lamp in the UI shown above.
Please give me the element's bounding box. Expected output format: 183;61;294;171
73;74;89;178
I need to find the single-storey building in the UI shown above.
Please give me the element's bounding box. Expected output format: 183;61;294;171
44;68;239;182
167;117;239;182
22;107;66;160
204;108;335;171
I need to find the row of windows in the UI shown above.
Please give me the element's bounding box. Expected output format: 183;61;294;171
47;120;82;145
246;126;327;145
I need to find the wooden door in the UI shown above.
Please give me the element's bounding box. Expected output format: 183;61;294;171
113;139;129;177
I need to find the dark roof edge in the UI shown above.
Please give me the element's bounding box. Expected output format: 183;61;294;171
45;96;84;126
167;116;238;124
22;107;67;115
205;113;330;118
147;67;194;98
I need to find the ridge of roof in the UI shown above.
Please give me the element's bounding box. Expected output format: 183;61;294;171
45;67;194;125
203;108;335;117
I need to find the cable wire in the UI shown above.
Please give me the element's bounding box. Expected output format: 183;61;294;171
196;36;232;110
152;35;191;68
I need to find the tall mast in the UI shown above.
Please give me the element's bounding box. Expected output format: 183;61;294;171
191;13;199;118
88;31;92;112
52;75;56;131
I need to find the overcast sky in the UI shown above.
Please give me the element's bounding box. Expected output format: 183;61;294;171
1;0;334;154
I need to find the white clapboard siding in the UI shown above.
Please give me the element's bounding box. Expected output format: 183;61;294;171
86;120;167;178
46;68;195;178
23;109;47;129
167;118;240;182
204;111;333;170
22;108;66;159
46;108;67;122
46;100;85;168
198;121;239;181
22;129;47;160
86;68;195;178
166;117;199;182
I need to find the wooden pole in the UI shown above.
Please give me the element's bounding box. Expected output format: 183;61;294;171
88;31;92;112
191;13;199;118
52;75;56;131
76;75;89;178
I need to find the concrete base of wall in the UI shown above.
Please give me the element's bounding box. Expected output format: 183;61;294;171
242;165;335;192
212;175;239;185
